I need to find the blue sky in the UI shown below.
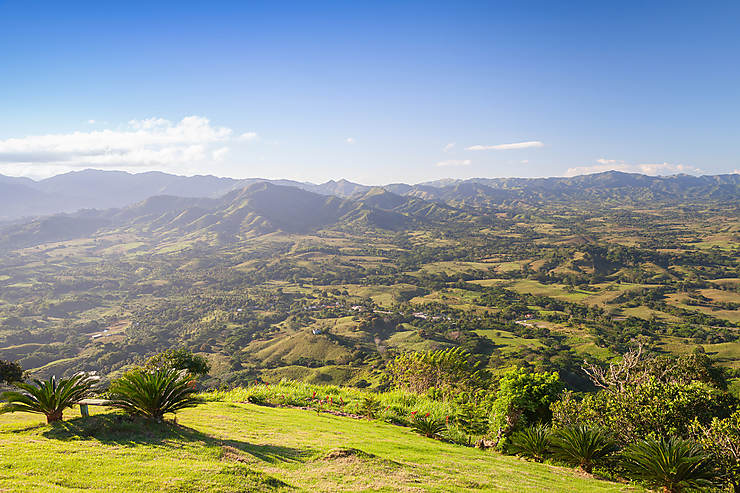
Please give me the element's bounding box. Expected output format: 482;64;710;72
0;1;738;184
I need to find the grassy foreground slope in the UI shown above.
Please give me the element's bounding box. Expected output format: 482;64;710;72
0;402;639;492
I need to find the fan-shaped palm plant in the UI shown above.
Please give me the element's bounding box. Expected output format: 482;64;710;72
0;373;99;423
509;424;552;462
622;437;720;493
411;414;447;439
552;424;618;473
109;368;201;420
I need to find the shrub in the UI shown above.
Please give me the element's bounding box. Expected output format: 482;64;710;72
386;348;488;396
109;368;201;420
411;413;447;439
489;368;562;446
145;348;210;377
0;373;98;423
551;379;735;444
691;410;740;493
622;437;720;493
0;360;23;385
551;425;618;473
508;424;552;462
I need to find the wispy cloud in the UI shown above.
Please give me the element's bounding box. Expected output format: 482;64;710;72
466;141;544;151
443;142;455;152
566;159;702;177
0;116;256;177
345;137;356;144
436;159;471;167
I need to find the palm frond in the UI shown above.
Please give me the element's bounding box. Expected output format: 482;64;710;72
109;368;201;420
621;437;720;492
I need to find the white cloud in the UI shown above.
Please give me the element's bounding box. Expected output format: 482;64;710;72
466;141;544;151
565;159;703;177
87;119;96;124
0;116;249;176
520;160;529;164
436;159;471;167
346;137;355;144
212;147;230;161
443;142;455;152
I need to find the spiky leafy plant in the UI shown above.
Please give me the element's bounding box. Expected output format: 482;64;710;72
0;373;99;423
552;424;618;473
411;413;447;439
622;437;720;493
359;396;381;419
109;368;201;420
509;424;552;462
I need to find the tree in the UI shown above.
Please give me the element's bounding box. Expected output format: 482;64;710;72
489;368;562;447
0;360;23;385
0;373;98;423
145;348;210;377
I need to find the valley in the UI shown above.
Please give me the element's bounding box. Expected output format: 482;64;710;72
1;170;738;393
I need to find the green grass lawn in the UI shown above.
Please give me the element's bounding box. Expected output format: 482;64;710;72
0;402;640;492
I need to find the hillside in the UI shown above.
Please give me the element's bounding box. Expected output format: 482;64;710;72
0;401;638;492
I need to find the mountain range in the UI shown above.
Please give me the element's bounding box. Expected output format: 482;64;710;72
2;169;739;223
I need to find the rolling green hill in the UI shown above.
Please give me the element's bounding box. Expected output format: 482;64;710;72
0;401;640;492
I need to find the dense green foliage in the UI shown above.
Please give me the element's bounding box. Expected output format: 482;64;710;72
0;372;98;423
489;368;562;445
386;347;487;396
145;348;211;377
0;359;23;385
552;379;735;444
109;368;201;419
692;410;740;492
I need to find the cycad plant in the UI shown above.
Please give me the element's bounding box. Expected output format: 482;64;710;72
509;424;552;462
109;368;201;420
411;413;447;439
0;373;99;423
621;437;720;493
552;424;618;473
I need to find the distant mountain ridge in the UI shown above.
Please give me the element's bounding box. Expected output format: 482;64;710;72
0;182;463;250
1;168;738;221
